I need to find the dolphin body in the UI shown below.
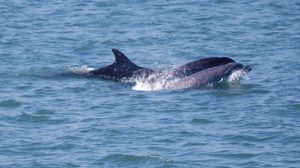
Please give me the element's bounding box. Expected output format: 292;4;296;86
89;49;237;81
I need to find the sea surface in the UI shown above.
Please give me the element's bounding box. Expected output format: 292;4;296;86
1;0;300;167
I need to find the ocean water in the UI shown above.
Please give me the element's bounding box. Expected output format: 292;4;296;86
1;0;300;167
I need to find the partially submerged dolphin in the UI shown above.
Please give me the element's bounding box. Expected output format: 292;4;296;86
89;49;236;80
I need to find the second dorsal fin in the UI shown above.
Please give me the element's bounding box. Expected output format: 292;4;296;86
112;48;132;63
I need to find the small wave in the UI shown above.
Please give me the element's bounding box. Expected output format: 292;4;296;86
68;65;94;75
210;151;258;159
191;118;214;125
0;99;22;109
97;153;172;166
16;112;66;124
17;112;50;123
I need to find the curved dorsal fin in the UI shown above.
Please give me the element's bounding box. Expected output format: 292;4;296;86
112;48;131;63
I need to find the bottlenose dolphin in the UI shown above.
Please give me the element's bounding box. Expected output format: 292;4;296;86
90;49;236;80
167;62;252;89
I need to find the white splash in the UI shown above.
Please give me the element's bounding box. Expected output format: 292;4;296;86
132;74;168;91
68;65;94;75
132;71;183;91
227;69;250;83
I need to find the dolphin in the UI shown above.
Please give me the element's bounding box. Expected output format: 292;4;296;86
90;49;236;80
167;62;252;89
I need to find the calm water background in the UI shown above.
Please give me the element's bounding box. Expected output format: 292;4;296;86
1;0;300;167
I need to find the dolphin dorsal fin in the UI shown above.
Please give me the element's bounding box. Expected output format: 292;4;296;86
112;49;131;63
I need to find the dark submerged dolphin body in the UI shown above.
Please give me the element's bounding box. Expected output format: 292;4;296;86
167;62;252;89
89;49;236;81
